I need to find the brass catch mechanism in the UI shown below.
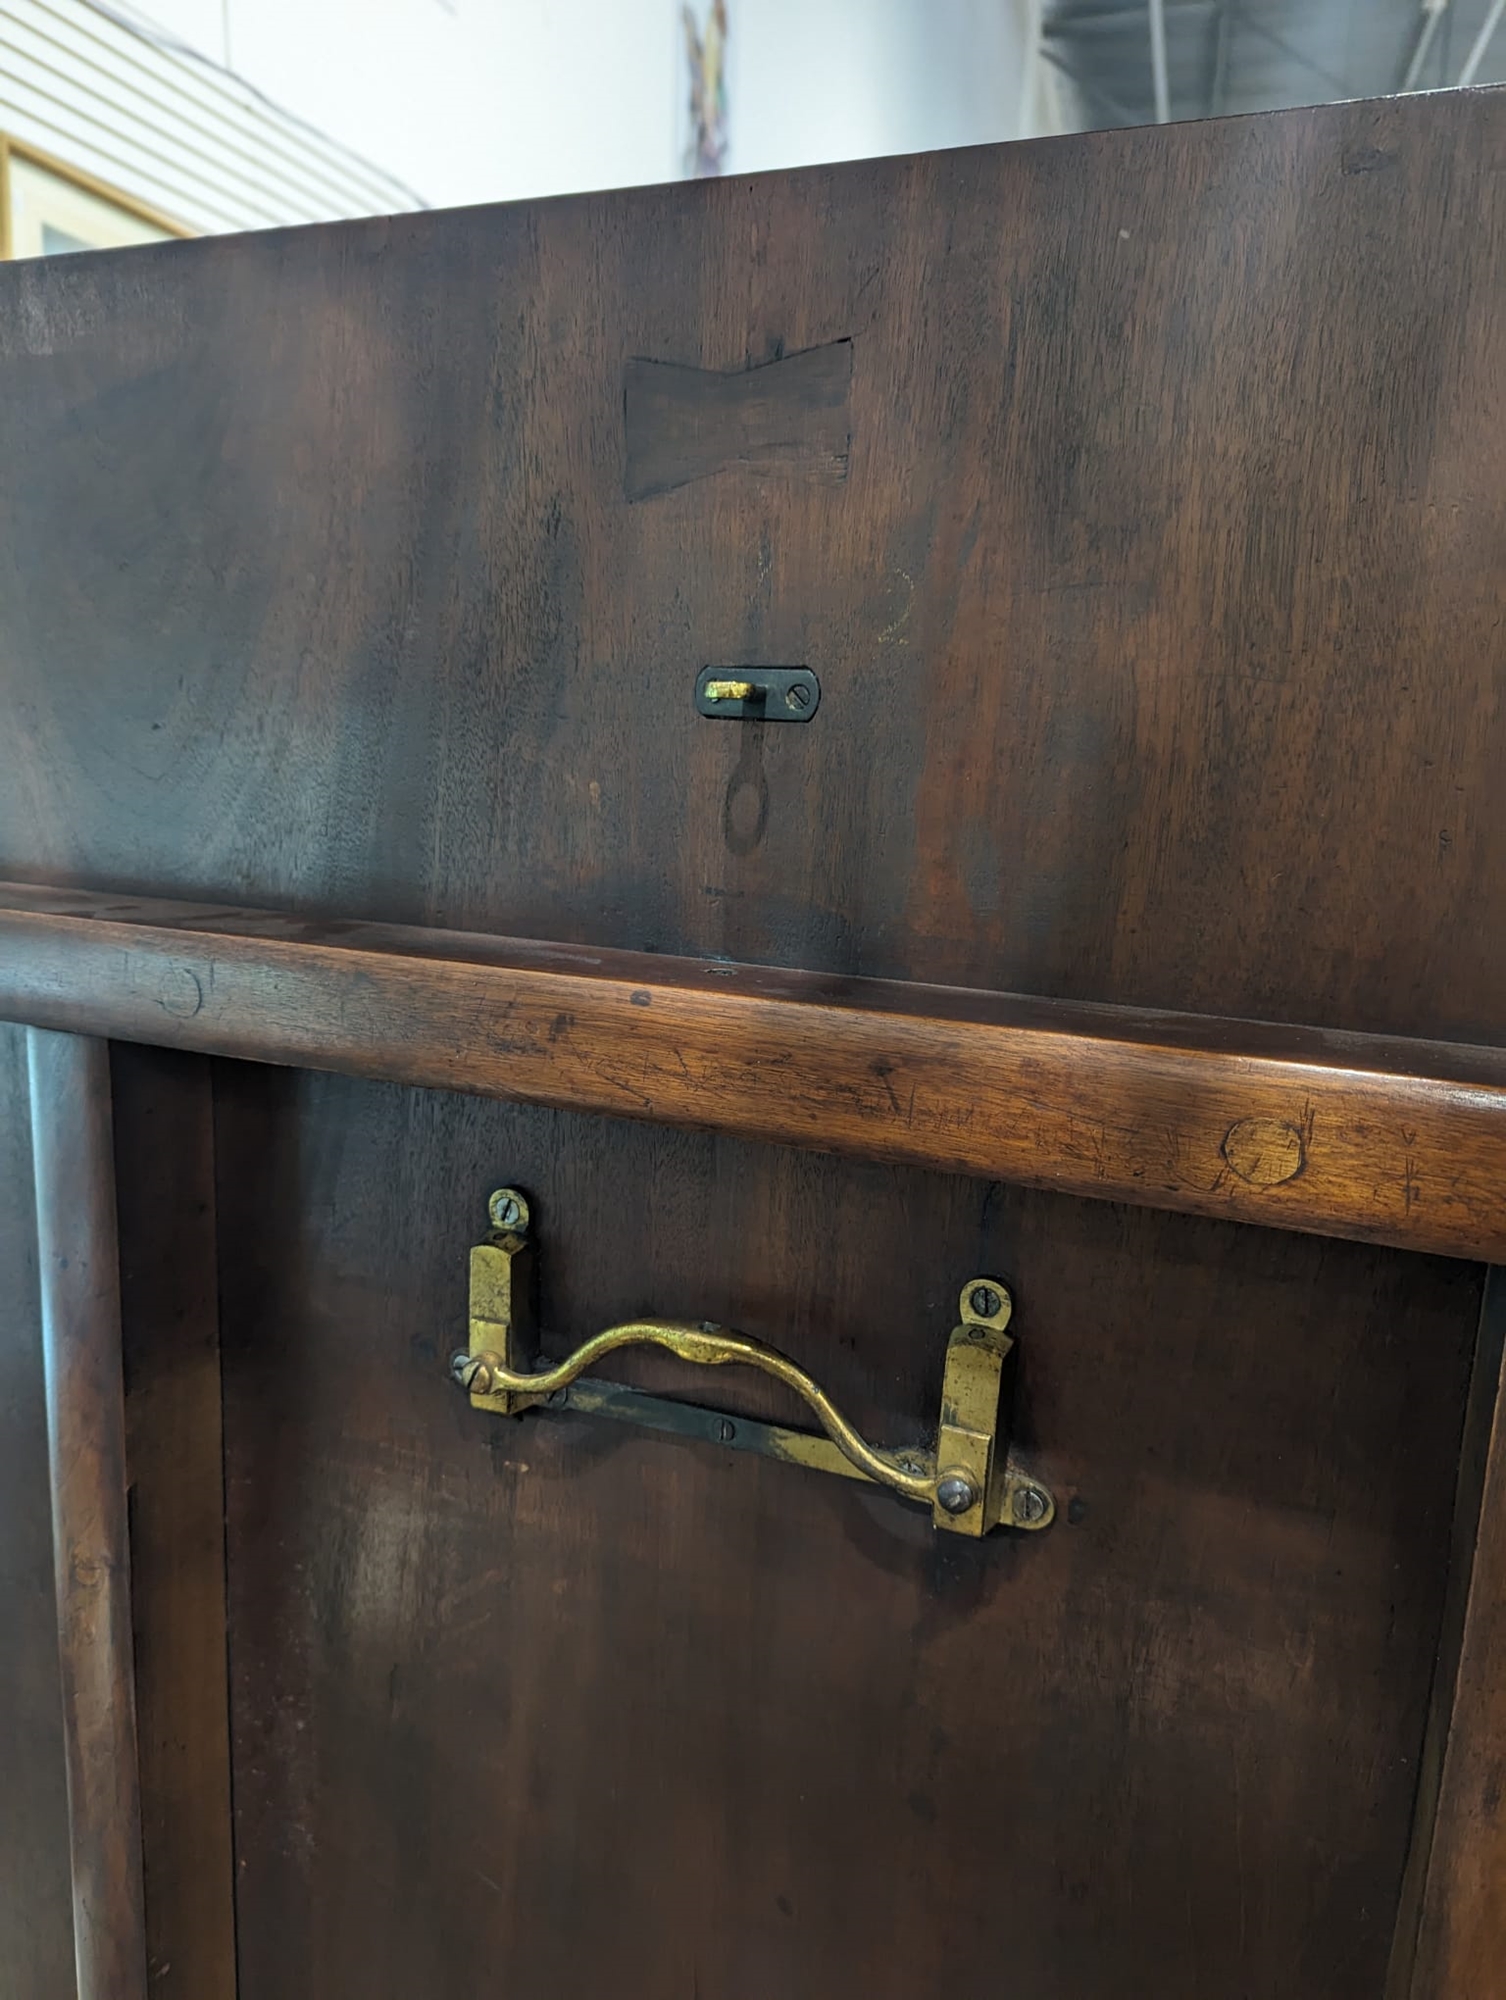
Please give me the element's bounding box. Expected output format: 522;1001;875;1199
694;665;820;721
450;1189;1054;1537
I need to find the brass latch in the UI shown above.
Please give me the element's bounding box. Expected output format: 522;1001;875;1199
694;665;820;720
450;1189;1054;1538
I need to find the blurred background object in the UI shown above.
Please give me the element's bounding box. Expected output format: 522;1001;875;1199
0;0;424;250
682;0;729;175
0;0;1503;256
1042;0;1506;129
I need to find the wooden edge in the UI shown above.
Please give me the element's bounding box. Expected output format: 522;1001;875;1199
1386;1269;1506;1998
1400;1268;1506;1998
27;1028;149;2000
4;884;1506;1258
114;1046;237;1998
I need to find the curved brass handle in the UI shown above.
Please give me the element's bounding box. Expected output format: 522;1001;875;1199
452;1188;1054;1536
454;1318;935;1504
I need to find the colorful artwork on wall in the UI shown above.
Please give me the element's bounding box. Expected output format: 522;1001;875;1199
682;2;729;177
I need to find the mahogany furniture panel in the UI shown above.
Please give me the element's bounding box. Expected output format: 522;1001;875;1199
213;1062;1478;2000
5;885;1506;1260
0;1026;75;1998
0;93;1503;1043
0;82;1503;2000
113;1044;237;2000
27;1028;148;1999
1406;1273;1506;1999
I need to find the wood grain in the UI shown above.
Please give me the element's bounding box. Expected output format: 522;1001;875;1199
1406;1270;1506;1999
623;339;853;498
1386;1269;1506;1996
114;1045;237;1999
3;883;1506;1259
0;84;1503;2000
1;95;1502;1048
27;1029;148;2000
0;1025;74;1998
215;1062;1479;2000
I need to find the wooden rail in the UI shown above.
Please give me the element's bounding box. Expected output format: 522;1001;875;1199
4;881;1506;1259
27;1027;149;2000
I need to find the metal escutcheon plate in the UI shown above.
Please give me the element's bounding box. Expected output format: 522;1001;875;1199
695;666;821;721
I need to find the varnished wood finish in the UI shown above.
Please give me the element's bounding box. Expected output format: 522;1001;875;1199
2;84;1504;2000
623;338;853;498
4;884;1506;1259
1387;1271;1506;1995
1407;1272;1506;1998
27;1029;149;2000
1;95;1502;1046
216;1063;1479;2000
0;1026;74;1997
115;1045;237;2000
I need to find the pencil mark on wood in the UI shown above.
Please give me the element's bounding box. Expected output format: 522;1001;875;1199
624;339;852;500
1222;1117;1306;1188
156;966;204;1019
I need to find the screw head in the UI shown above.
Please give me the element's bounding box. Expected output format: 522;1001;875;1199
785;681;812;712
715;1418;737;1443
488;1188;528;1231
936;1472;979;1515
968;1284;1002;1320
1012;1485;1048;1525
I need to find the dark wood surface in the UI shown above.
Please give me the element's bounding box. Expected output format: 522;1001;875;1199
215;1063;1479;2000
1;84;1504;2000
1385;1275;1506;1998
6;884;1506;1259
0;94;1503;1049
114;1046;237;2000
28;1029;149;2000
1407;1273;1506;1998
0;1026;74;1999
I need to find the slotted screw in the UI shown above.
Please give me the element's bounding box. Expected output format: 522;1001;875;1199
489;1189;525;1230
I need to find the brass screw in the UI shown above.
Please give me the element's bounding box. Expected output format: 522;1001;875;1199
969;1284;1002;1319
489;1188;526;1230
1012;1486;1048;1526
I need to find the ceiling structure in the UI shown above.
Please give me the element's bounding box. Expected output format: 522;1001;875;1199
1041;0;1506;130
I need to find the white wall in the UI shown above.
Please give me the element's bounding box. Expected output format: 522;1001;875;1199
728;0;1032;178
123;0;1036;214
1;0;424;235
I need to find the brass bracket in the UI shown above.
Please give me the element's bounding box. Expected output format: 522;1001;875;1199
452;1188;1054;1538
